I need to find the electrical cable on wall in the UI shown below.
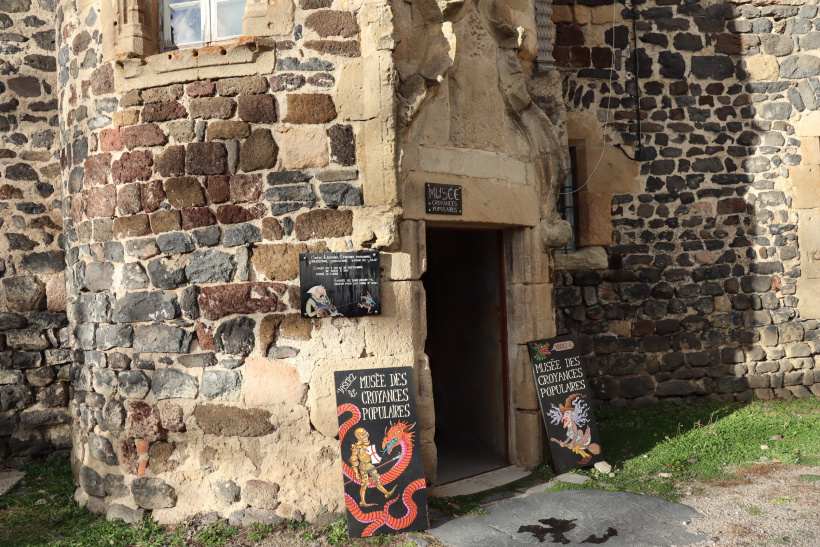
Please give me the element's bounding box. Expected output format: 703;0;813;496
560;0;619;195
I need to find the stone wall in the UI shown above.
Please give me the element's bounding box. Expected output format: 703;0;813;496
57;0;419;524
553;0;820;405
0;0;70;459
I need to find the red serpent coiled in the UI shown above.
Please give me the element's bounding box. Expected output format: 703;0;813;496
345;479;427;536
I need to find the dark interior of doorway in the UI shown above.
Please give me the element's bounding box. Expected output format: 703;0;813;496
424;228;509;485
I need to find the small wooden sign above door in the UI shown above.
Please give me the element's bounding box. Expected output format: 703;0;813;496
300;252;381;317
526;334;604;475
425;183;462;215
335;367;429;538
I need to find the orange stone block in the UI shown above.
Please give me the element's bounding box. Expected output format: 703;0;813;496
136;439;150;455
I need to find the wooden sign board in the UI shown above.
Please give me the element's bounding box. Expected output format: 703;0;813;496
527;334;604;475
425;183;462;215
334;367;428;538
299;252;381;318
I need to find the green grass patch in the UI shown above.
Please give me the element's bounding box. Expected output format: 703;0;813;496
0;455;169;547
436;398;820;512
799;474;820;482
550;398;820;500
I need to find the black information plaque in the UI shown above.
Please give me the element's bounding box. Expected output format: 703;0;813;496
335;367;428;538
425;183;462;215
527;334;604;475
299;252;381;318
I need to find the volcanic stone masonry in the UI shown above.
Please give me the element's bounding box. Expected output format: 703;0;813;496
0;0;70;463
2;0;820;530
552;0;820;406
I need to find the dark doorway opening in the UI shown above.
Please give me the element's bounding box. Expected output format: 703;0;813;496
424;228;509;485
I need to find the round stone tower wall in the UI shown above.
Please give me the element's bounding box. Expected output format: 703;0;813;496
56;0;433;524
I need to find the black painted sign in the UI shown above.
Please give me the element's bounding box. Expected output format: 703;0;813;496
334;367;428;538
425;183;462;215
300;252;381;317
527;334;603;475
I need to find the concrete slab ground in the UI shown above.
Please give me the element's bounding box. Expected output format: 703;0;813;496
429;489;708;547
0;470;24;497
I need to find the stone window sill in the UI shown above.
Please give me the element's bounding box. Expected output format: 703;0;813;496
115;37;277;92
554;245;608;271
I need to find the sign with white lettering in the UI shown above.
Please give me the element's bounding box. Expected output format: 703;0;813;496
527;334;603;474
425;183;462;215
300;252;381;317
334;367;428;538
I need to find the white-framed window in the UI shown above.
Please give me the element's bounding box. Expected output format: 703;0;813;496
162;0;247;50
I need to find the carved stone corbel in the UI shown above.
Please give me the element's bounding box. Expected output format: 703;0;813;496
115;0;159;57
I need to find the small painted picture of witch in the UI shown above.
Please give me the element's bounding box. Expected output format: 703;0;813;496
547;394;601;465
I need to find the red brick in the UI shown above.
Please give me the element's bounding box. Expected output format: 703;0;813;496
86;185;116;218
196;323;215;350
237;94;277;123
207;175;230;203
114;214;151;238
140;180;165;213
155;145;185;177
553;46;571;68
556;23;585;47
591;47;613;69
112;150;153;184
282;94;336;124
215;203;266;224
99;128;123;151
199;282;287;320
122;123;168;150
186;80;216;97
165;176;206;208
117;183;142;215
230;174;262;203
569;47;591;68
181;207;216;230
185;142;226;175
142;101;187;122
84;153;111;185
304;10;359;38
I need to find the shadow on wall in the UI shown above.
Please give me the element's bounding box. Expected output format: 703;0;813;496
550;0;820;406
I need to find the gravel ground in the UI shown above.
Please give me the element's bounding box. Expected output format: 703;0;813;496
681;463;820;547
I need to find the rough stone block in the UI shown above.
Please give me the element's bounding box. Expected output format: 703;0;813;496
244;358;306;406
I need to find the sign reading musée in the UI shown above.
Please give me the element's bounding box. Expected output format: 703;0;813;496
527;334;604;475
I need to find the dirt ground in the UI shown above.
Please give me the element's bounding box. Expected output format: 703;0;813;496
682;464;820;547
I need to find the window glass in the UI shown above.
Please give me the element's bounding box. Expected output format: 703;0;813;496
215;0;246;39
170;1;202;45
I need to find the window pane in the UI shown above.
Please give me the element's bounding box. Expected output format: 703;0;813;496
171;5;202;45
215;0;246;38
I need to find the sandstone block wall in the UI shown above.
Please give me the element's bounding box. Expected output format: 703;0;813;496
554;0;820;405
0;0;69;459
